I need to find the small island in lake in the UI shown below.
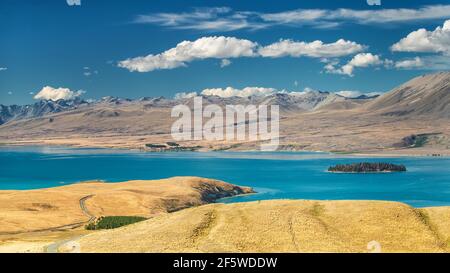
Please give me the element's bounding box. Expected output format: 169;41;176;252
328;162;407;173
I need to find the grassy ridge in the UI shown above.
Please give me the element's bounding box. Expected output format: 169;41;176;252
77;200;450;253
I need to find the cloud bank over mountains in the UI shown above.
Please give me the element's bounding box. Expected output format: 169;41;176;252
175;87;278;99
34;86;85;101
201;87;278;98
29;85;379;102
174;86;380;99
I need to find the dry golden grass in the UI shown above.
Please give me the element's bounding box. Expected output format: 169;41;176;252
0;241;49;253
0;177;252;234
77;200;450;253
421;207;450;248
0;229;91;253
2;177;450;253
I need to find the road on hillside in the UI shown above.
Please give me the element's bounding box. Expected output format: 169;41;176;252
45;195;96;253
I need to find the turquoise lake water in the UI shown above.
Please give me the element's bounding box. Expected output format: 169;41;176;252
0;146;449;207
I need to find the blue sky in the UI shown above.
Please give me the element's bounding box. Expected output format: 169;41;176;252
1;0;450;104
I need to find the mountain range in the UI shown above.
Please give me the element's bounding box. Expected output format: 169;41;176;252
0;90;378;125
0;72;448;154
365;72;450;118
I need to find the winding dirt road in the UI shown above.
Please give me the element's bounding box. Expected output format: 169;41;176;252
45;195;96;253
79;195;96;223
0;195;96;236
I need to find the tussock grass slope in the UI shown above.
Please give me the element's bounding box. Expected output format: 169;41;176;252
77;200;450;253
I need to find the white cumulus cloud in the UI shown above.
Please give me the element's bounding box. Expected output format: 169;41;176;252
33;86;85;101
261;6;450;25
175;87;291;98
220;59;232;67
66;0;81;6
395;57;424;69
119;36;365;72
201;87;277;98
174;87;383;99
258;39;365;58
82;67;98;77
0;67;7;71
119;36;258;72
174;92;198;99
391;19;450;54
394;55;450;70
325;53;386;76
335;90;381;98
134;5;450;31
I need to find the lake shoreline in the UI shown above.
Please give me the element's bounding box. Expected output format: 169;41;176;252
1;141;449;158
1;145;449;207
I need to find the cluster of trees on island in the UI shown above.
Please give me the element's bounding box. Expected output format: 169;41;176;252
328;162;407;173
